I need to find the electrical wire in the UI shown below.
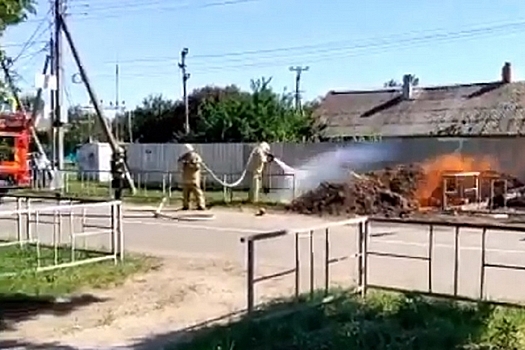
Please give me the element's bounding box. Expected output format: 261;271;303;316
87;21;525;78
70;0;257;14
3;41;47;48
9;9;52;63
22;0;258;23
88;18;525;70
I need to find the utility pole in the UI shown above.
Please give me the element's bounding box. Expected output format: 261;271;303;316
115;63;120;141
127;110;133;142
60;14;137;195
289;66;309;111
101;98;125;142
49;35;56;164
178;48;190;135
53;0;65;170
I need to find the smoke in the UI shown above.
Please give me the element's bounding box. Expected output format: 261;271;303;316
273;143;398;202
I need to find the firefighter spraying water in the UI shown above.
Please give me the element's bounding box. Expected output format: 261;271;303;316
247;142;275;203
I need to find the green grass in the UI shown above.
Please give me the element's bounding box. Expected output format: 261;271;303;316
18;177;285;207
170;290;525;350
0;243;157;296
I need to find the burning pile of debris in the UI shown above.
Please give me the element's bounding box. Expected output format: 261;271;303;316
490;174;525;209
287;164;425;217
288;151;525;217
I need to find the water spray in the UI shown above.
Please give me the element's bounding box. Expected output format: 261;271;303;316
273;143;398;202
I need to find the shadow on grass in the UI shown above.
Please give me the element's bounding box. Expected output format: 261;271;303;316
0;293;107;332
0;339;79;349
129;290;525;350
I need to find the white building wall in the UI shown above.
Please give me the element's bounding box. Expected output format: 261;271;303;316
76;142;112;182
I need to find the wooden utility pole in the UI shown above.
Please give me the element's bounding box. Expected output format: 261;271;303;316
53;0;65;170
289;66;309;111
178;48;190;134
60;13;137;195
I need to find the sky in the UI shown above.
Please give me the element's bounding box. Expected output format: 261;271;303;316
3;0;525;113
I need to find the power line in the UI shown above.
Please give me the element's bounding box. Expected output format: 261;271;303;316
21;0;255;23
36;0;258;22
3;41;48;48
10;12;52;63
86;21;525;78
94;18;525;67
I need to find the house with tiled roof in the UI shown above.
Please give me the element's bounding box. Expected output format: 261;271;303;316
316;62;525;139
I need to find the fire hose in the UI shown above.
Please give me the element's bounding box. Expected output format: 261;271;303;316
200;148;258;188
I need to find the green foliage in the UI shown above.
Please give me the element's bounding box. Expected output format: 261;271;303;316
131;94;177;143
19;93;44;114
62;106;108;155
0;0;35;31
0;0;36;102
129;78;324;143
170;290;525;350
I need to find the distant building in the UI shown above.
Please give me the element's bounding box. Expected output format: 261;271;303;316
316;62;525;139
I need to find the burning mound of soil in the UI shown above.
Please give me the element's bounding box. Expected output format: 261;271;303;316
287;165;425;217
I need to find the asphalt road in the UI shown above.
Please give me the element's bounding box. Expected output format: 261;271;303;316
2;199;525;305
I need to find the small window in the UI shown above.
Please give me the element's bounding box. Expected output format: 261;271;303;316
0;136;16;162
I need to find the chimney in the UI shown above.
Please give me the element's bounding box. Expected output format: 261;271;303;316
502;62;511;83
402;74;414;100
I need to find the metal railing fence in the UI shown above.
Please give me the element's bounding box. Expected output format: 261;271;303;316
241;217;525;314
0;195;124;277
28;168;298;202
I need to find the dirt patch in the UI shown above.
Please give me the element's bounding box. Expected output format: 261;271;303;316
0;256;291;349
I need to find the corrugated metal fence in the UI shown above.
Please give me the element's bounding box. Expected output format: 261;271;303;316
88;137;525;190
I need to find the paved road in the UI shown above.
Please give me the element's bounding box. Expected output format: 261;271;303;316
2;199;525;305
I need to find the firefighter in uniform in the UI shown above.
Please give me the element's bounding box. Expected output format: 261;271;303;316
248;142;274;203
178;144;206;210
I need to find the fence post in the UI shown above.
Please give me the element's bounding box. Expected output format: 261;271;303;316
110;203;116;256
362;219;369;297
309;230;315;298
222;175;227;202
295;231;300;298
247;239;255;314
480;228;487;300
117;201;124;261
16;198;22;246
428;224;434;293
25;199;32;242
453;226;460;296
324;228;330;295
357;222;363;295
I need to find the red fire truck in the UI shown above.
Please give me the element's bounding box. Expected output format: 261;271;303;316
0;98;31;186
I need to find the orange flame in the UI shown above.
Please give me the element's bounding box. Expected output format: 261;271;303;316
416;154;498;206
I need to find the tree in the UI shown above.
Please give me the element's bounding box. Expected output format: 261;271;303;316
384;79;400;88
63;106;107;156
130;95;177;143
0;0;35;31
384;75;420;88
129;78;325;143
0;0;36;100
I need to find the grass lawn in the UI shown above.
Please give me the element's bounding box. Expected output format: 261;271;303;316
171;290;525;350
16;177;286;207
0;243;156;296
